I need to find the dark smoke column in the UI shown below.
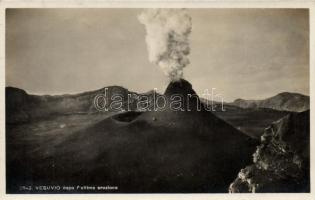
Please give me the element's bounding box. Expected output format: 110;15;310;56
138;9;192;82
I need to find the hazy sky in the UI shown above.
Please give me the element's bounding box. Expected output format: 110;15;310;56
6;9;309;101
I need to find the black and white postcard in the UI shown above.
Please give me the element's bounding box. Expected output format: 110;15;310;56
0;0;314;199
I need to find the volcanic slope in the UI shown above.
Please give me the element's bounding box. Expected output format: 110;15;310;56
8;79;257;193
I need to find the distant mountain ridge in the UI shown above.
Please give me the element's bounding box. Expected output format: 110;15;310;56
6;86;152;124
230;92;309;112
6;86;309;125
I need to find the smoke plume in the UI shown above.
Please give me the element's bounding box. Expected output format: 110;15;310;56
138;9;192;81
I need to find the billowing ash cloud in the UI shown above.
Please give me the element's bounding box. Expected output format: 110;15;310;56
138;9;192;82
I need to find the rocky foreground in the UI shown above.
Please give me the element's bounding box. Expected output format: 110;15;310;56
229;110;310;193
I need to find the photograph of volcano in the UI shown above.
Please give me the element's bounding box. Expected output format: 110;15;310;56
5;8;310;193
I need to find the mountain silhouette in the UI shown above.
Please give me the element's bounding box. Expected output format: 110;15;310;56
231;92;309;112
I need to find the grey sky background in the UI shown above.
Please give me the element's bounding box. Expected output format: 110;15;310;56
6;9;309;102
